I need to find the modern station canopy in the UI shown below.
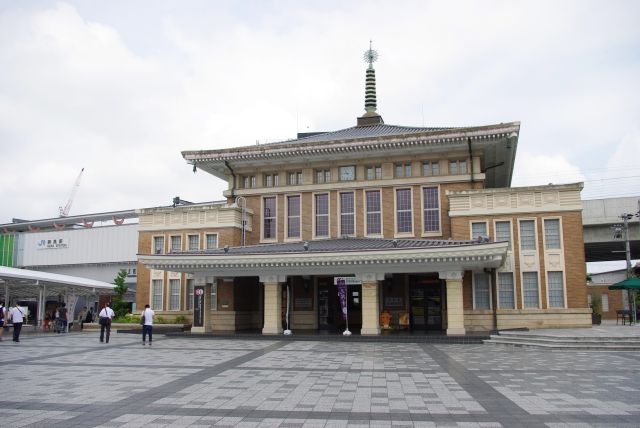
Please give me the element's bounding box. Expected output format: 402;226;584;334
0;266;115;298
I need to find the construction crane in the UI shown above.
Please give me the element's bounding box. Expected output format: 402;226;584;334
59;168;84;217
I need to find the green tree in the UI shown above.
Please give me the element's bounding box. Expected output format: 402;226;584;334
111;269;129;318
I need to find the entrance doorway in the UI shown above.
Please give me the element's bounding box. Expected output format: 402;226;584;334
317;277;362;332
409;276;444;331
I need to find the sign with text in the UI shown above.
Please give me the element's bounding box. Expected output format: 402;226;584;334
36;238;68;250
193;286;205;327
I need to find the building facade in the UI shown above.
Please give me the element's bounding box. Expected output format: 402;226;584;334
137;48;591;334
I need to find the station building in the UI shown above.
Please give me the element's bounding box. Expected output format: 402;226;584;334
136;49;591;335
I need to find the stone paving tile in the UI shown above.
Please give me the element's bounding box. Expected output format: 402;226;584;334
1;333;640;427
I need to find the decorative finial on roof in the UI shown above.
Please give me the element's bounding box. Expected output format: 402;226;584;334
357;40;384;127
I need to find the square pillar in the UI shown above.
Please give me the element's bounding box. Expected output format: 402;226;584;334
356;273;384;335
440;271;466;335
261;275;286;334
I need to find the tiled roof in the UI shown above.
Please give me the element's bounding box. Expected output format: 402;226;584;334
268;124;457;146
170;237;491;256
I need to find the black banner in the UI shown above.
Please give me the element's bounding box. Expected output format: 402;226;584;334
193;285;205;327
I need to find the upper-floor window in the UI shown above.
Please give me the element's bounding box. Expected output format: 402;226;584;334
170;236;182;252
339;192;355;236
287;195;301;238
288;171;303;185
495;221;512;250
188;234;200;251
365;190;382;235
396;188;412;234
395;163;411;178
544;219;561;249
264;173;279;187
422;161;440;176
315;169;331;184
449;160;467;175
422;187;440;233
242;175;256;188
263;196;276;239
153;236;164;254
205;234;218;250
366;165;382;180
471;222;488;240
315;194;329;237
519;220;536;251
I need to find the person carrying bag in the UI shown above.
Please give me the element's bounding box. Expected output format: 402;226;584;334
98;303;115;343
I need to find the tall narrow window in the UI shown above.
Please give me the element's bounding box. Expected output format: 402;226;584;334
153;236;164;254
547;271;565;308
287;195;301;238
288;171;303;185
186;278;194;310
188;235;200;251
422;187;440;233
495;221;512;250
169;279;181;310
366;165;382;180
395;163;411;178
498;272;515;309
473;273;491;309
152;279;163;310
471;222;488;240
264;173;279;187
449;160;458;175
544;219;561;249
263;196;276;239
522;272;539;308
340;192;355;236
365;190;382;235
206;234;218;250
315;194;329;237
170;236;181;252
422;161;439;176
315;169;331;183
519;220;536;251
396;188;412;233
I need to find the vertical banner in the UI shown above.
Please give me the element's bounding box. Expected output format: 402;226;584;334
337;278;347;320
193;286;205;327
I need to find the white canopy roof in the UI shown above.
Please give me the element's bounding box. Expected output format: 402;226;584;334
0;266;115;298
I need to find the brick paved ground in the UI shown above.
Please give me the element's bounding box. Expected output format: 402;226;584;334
0;332;639;427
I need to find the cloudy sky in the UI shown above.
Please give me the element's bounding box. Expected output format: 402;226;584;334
1;1;638;270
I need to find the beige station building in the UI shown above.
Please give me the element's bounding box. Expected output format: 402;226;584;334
136;47;591;335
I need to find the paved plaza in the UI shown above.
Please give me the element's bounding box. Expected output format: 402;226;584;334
0;332;639;427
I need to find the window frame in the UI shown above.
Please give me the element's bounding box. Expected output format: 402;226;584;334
205;233;218;250
313;192;330;238
262;195;278;242
394;162;412;178
394;187;414;236
546;271;567;309
285;193;302;240
518;219;538;252
186;278;194;310
497;272;516;309
521;271;540;309
151;278;163;311
152;236;165;255
187;234;200;251
420;185;441;236
472;272;492;310
170;235;182;253
543;217;562;250
287;171;303;185
169;278;181;311
494;219;513;251
470;221;489;240
338;191;356;237
365;165;382;180
364;189;383;237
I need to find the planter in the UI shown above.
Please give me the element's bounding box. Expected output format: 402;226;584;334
591;314;602;325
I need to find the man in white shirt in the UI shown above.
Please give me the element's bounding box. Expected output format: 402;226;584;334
141;304;155;346
9;303;25;343
98;303;115;343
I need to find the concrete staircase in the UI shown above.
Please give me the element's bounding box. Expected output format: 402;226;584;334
484;331;640;351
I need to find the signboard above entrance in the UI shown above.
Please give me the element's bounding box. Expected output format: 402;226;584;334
333;277;362;285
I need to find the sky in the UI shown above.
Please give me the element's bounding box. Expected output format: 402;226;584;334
0;0;638;272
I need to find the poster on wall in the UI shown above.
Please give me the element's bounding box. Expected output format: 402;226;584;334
337;278;347;321
193;286;205;327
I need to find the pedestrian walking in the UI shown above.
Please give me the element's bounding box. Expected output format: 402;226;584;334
141;304;155;346
9;302;25;343
59;303;68;333
98;303;115;343
0;300;6;342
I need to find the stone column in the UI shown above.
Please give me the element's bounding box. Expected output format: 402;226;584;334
440;271;466;335
357;272;384;335
261;275;286;334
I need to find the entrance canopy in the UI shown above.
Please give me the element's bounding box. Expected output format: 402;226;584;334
0;266;115;298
